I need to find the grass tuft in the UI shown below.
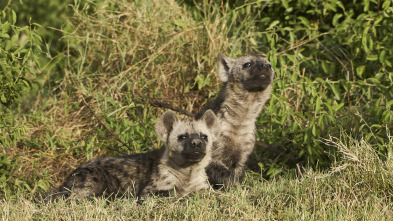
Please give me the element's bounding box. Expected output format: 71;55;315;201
2;134;392;219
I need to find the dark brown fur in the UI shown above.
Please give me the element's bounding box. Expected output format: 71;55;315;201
196;53;274;188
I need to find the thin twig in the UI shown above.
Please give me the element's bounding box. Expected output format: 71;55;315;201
150;101;193;117
277;32;331;57
81;95;132;154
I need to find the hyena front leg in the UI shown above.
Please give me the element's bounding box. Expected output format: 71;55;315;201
205;162;237;188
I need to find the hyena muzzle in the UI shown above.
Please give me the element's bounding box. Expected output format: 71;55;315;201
196;53;274;188
45;110;220;201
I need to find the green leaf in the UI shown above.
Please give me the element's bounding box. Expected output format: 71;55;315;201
356;65;365;78
282;0;289;9
174;19;188;29
362;27;370;53
312;124;317;137
334;103;344;112
387;100;393;109
382;0;391;9
328;83;341;100
364;0;370;11
11;34;18;46
22;80;30;88
374;72;384;80
366;54;378;61
2;22;10;33
367;78;380;84
267;20;279;30
318;115;326;130
332;14;342;27
12;10;16;25
0;33;10;39
298;16;310;27
379;50;386;63
315;97;322;115
368;37;373;51
371;124;382;129
249;38;257;46
1;94;7;103
321;61;328;73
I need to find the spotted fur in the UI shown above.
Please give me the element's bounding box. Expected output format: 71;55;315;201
196;53;274;188
46;110;220;201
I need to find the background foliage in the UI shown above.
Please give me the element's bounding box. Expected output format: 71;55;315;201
0;10;43;195
0;0;392;201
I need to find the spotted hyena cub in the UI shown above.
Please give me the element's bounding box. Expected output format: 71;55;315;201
196;53;274;188
46;110;220;201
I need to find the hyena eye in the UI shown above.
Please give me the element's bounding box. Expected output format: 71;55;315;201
201;134;208;141
242;62;252;68
178;134;188;140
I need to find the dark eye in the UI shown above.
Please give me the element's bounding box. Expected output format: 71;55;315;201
178;134;188;140
201;134;208;141
242;62;252;68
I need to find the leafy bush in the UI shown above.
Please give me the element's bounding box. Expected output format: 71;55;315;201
180;0;393;176
1;0;76;98
0;10;42;145
238;0;393;174
0;10;43;195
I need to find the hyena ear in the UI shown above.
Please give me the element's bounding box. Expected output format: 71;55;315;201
200;110;221;138
217;53;234;82
155;110;178;141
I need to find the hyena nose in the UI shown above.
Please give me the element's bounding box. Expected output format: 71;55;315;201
265;63;272;70
191;139;202;148
258;62;271;70
256;61;271;71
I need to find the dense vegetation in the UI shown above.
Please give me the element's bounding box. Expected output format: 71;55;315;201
0;0;392;219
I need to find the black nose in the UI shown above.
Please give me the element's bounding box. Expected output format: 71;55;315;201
265;63;272;69
257;62;271;70
191;139;202;148
255;61;271;70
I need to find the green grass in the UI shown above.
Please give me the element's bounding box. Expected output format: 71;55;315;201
2;136;393;220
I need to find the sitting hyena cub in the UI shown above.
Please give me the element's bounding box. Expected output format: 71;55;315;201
46;110;220;201
196;53;274;188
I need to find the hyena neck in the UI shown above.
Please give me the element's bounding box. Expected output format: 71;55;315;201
202;82;272;127
162;152;211;175
158;152;210;194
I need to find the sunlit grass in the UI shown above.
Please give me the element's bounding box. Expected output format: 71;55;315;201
2;135;392;220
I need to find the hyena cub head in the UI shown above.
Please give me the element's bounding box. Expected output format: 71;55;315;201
155;110;220;166
217;53;274;92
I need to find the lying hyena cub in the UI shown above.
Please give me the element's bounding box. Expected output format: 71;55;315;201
46;110;220;201
196;53;274;188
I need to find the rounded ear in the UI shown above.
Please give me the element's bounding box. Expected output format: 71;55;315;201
217;53;234;82
155;110;178;141
200;110;221;138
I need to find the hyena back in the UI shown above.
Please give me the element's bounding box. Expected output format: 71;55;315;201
196;53;274;187
46;110;220;200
